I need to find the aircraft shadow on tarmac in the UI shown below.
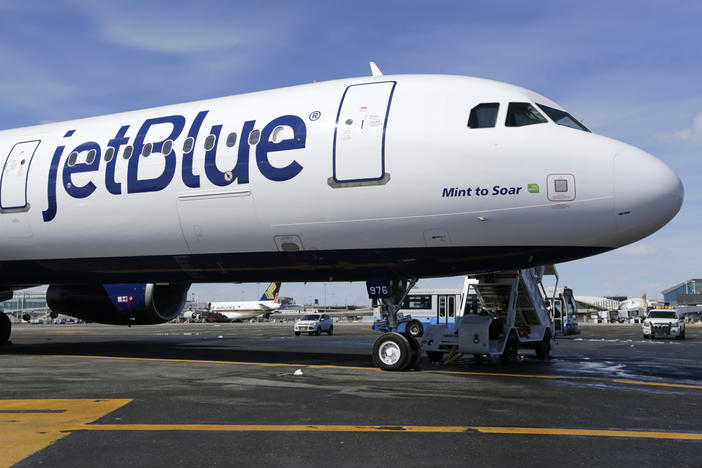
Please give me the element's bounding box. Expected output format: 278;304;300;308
0;339;377;368
0;339;576;377
5;334;698;380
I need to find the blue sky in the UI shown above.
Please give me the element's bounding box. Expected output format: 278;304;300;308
1;1;700;304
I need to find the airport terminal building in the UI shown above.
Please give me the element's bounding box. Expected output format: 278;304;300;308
662;279;702;306
1;291;49;321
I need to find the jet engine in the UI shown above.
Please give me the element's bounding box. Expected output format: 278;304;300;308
46;283;190;325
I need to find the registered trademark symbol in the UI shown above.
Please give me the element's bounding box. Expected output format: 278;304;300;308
309;111;321;121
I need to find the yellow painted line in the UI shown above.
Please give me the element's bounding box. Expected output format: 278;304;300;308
49;355;702;390
56;355;377;372
611;379;702;390
429;370;563;380
0;399;132;468
429;371;702;390
473;427;702;440
76;423;702;440
1;397;700;468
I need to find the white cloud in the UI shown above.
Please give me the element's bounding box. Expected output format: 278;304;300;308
101;21;245;55
0;48;80;120
668;113;702;143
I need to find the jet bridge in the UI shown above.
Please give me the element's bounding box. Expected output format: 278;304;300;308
421;267;554;363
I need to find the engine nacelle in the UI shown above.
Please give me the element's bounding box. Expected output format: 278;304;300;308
46;283;190;325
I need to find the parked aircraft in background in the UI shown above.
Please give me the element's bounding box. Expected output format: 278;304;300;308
0;63;683;369
208;282;283;321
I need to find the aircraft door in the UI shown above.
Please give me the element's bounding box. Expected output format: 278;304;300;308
1;140;40;211
331;81;395;186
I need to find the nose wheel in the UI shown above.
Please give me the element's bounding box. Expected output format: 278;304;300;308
372;332;419;371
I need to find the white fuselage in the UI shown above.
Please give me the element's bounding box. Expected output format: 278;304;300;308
0;74;683;286
209;300;281;321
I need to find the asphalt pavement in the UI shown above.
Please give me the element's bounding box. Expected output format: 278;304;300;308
1;322;700;467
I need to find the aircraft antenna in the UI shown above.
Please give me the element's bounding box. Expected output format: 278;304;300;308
369;61;383;77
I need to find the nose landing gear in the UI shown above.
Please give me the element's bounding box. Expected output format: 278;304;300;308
367;278;419;371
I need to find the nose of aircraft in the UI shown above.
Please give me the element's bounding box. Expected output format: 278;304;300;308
614;145;683;246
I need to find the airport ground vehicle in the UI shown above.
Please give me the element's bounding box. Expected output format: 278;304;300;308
642;307;685;339
294;314;333;336
372;284;477;337
547;287;580;335
415;267;554;368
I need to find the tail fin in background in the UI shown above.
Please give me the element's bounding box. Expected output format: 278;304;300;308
260;282;282;302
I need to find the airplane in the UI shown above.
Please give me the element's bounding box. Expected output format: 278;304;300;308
0;63;683;370
208;282;283;321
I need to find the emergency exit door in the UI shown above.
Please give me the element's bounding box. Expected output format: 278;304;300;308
332;81;395;184
1;140;40;211
437;295;456;325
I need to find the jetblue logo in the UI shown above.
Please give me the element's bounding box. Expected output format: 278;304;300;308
42;112;306;222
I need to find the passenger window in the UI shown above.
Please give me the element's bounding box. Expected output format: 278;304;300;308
468;103;499;128
123;145;133;159
270;126;293;142
86;149;97;165
505;102;547;127
226;132;238;147
248;129;261;145
142;143;153;157
183;137;195;154
204;135;216;151
67;152;78;167
162;139;173;155
554;179;568;192
104;147;115;162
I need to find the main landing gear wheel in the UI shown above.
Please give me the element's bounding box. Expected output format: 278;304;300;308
535;329;551;360
372;332;413;371
0;313;10;345
406;320;424;338
500;331;519;364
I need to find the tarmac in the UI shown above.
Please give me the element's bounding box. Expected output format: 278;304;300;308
1;322;701;467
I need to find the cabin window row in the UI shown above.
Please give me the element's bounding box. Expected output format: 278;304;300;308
65;125;293;166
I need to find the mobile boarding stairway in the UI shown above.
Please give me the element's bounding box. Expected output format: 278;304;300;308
419;267;554;365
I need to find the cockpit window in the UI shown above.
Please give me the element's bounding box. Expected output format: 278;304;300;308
505;102;547;127
537;104;590;132
468;103;499;128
